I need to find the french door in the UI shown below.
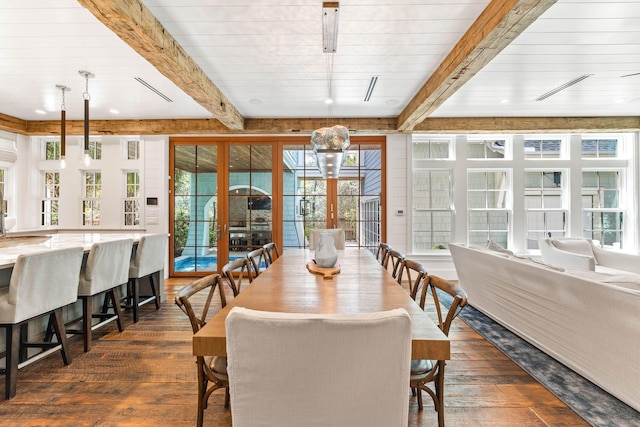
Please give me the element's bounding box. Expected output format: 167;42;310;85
169;136;385;276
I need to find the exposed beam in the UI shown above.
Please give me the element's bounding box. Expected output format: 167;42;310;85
0;113;27;134
16;116;640;136
397;0;557;131
412;116;640;134
77;0;245;131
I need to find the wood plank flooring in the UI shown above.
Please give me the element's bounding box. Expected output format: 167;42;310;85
0;277;590;426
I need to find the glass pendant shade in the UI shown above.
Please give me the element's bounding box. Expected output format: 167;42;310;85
310;125;350;178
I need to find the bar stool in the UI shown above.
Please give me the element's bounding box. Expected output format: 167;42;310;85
126;233;167;323
71;239;133;352
0;247;84;399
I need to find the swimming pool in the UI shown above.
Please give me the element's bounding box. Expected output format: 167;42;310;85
174;256;266;272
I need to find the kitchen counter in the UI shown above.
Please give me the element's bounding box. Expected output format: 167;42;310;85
0;232;145;270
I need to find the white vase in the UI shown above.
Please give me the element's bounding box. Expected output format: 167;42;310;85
315;231;338;268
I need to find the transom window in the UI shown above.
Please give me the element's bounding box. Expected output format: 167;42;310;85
126;139;140;160
42;139;61;161
87;140;102;160
582;138;618;158
524;138;563;159
467;139;506;159
412;136;451;159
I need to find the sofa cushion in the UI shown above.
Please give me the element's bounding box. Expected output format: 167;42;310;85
486;240;514;256
551;239;597;264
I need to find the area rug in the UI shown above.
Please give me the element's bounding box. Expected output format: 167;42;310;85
457;302;640;427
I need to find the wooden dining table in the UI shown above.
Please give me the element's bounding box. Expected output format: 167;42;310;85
193;248;450;360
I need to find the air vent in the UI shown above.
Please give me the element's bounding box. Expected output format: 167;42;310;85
535;74;593;101
363;76;378;102
620;72;640;78
134;77;173;102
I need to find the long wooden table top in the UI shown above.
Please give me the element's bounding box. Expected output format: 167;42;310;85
193;248;450;360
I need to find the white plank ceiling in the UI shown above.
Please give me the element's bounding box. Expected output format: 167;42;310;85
0;0;639;124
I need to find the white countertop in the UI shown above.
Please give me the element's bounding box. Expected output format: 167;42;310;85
0;232;145;269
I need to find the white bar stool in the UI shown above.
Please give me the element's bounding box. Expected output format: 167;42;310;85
0;247;84;399
70;239;133;352
126;234;167;323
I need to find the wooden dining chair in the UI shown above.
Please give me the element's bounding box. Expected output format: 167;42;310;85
376;242;392;265
221;257;253;296
246;248;268;278
410;275;468;427
262;242;280;266
398;258;428;300
383;249;406;280
225;307;412;427
175;274;229;427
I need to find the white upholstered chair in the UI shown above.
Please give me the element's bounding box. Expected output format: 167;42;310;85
72;239;133;352
308;228;346;250
0;247;84;399
225;307;412;427
126;233;167;323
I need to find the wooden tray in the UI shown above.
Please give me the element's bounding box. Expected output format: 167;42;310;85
306;261;341;280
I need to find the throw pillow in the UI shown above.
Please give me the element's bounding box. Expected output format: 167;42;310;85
486;240;514;256
550;239;598;264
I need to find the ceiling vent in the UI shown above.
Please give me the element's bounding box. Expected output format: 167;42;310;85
535;74;593;101
620;72;640;78
134;77;173;102
363;76;378;102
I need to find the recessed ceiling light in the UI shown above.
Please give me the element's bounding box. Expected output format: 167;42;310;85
614;98;627;104
500;99;510;104
109;109;120;114
35;109;46;114
249;98;263;105
324;97;333;104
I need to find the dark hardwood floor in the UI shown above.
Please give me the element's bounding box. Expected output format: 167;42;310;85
0;277;589;426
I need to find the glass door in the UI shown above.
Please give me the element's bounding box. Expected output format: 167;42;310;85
281;138;385;251
228;143;274;264
171;143;220;275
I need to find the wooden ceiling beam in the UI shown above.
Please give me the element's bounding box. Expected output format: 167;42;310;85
77;0;245;131
397;0;557;131
0;113;28;134
412;116;640;133
13;116;639;136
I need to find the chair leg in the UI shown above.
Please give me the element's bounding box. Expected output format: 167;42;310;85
82;296;92;352
110;287;125;332
131;278;140;323
436;361;446;427
196;358;206;427
149;273;161;310
5;324;20;399
50;308;72;365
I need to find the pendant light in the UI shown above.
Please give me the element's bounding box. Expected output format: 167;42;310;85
311;2;349;179
79;70;94;166
55;84;70;169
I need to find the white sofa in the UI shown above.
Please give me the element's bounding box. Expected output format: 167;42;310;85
539;237;640;275
449;243;640;412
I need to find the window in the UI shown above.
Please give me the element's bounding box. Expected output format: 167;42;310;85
42;172;59;226
126;139;140;160
582;138;618;158
413;170;453;250
524;138;563;159
124;171;141;226
0;169;6;213
83;171;101;226
412;136;451;159
467;139;506;159
467;170;510;247
525;171;567;249
87;140;102;160
582;171;622;247
43;139;61;161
